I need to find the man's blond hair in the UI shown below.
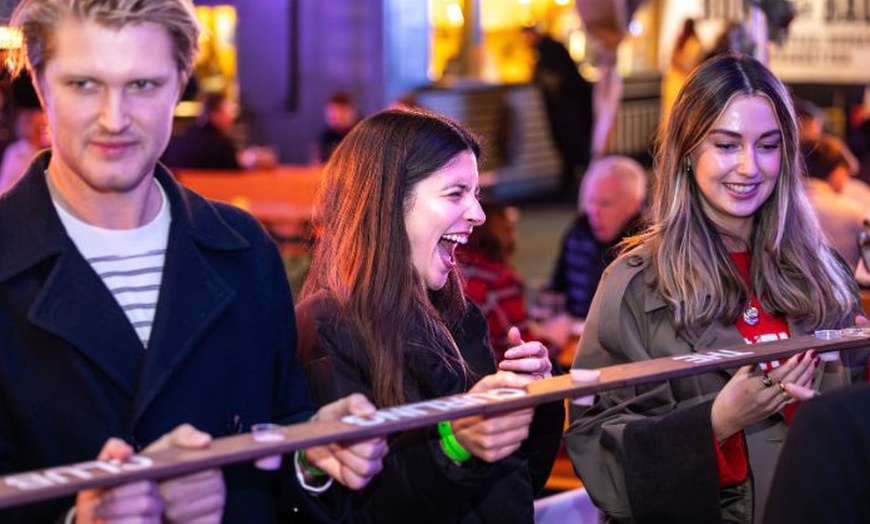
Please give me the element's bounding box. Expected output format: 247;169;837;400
10;0;200;81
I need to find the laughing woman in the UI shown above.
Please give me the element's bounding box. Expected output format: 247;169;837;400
295;109;564;523
566;54;868;524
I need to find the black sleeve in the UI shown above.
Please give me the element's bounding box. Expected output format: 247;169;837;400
622;400;722;522
520;385;565;495
764;385;870;524
263;242;348;523
295;298;502;523
464;301;565;497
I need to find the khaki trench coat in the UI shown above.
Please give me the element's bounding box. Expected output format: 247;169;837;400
565;251;867;523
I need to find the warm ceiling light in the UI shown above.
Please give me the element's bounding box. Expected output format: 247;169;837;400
0;26;23;50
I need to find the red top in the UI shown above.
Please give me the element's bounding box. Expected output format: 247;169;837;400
730;252;797;423
712;252;792;487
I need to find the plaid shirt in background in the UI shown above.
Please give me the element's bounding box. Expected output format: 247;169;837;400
458;249;533;363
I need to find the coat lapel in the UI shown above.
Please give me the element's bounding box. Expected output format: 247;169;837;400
28;250;143;396
0;154;142;396
129;227;236;425
128;166;246;427
640;262;745;364
1;155;251;428
690;319;746;355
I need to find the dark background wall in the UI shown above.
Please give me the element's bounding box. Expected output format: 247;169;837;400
230;0;387;163
192;1;433;164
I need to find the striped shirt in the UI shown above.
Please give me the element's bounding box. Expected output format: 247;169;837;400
51;181;171;348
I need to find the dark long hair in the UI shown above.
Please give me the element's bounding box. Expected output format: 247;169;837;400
302;109;481;406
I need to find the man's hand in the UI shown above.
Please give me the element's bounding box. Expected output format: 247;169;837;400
75;439;163;523
304;394;388;490
145;424;225;524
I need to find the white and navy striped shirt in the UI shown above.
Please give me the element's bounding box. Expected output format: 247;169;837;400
52;181;171;348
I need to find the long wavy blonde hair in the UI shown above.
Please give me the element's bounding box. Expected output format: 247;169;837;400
624;54;857;333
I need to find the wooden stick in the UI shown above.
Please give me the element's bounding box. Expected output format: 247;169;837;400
0;331;866;509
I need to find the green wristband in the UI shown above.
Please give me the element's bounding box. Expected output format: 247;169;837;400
437;420;472;463
299;449;327;477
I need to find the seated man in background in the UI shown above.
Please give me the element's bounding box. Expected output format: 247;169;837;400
796;98;869;208
547;155;646;324
802;135;868;269
162;91;276;170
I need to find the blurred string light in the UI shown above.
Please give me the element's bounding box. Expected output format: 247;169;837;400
431;0;465;28
0;26;21;49
0;25;22;74
446;1;465;27
568;30;586;62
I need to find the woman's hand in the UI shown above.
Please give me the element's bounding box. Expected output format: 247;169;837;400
498;327;552;379
450;372;535;463
711;350;819;441
306;394;389;490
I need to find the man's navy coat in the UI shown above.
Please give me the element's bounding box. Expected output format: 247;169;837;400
0;152;327;522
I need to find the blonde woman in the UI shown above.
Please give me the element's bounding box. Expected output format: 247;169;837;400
566;54;868;523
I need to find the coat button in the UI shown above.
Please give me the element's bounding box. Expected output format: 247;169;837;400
227;414;243;435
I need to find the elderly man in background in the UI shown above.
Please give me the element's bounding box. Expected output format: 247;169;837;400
802;135;870;269
547;156;646;325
